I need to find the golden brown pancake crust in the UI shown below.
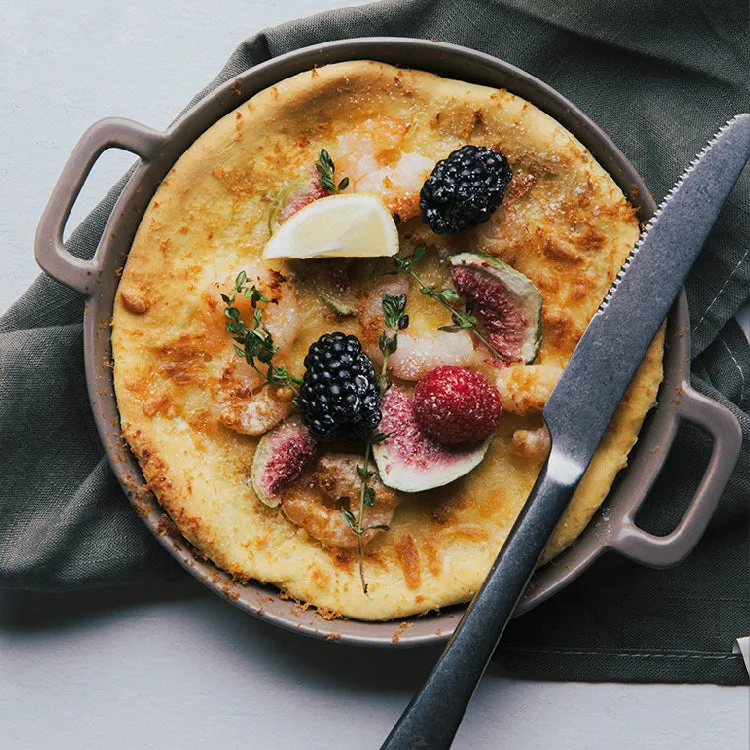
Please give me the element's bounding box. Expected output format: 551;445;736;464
112;61;663;620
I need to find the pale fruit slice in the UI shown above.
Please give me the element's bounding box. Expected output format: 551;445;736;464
263;193;399;260
372;387;492;493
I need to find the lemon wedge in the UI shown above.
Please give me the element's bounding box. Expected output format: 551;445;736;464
263;193;399;260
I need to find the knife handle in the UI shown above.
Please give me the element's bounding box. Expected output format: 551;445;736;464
381;448;581;750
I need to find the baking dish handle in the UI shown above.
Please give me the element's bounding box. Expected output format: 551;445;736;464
35;117;166;295
610;380;741;567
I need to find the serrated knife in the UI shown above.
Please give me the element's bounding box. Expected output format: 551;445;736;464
381;114;750;750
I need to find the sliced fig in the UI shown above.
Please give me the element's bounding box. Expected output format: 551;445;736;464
449;251;542;364
289;258;358;317
372;387;492;493
268;175;326;235
250;415;318;508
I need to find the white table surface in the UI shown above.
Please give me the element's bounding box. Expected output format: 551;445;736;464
1;2;748;748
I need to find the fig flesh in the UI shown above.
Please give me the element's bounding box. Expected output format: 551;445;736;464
449;251;542;364
372;387;492;493
250;415;318;508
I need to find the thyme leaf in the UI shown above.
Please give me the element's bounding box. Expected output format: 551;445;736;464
341;507;358;529
315;149;350;195
378;292;408;391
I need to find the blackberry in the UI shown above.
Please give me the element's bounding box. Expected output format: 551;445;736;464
419;146;512;234
297;332;381;442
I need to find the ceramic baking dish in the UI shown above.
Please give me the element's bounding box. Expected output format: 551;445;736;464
35;38;741;647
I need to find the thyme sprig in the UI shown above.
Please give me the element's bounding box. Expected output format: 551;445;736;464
341;430;390;595
342;293;408;594
221;271;302;394
392;243;504;360
315;149;350;194
378;292;409;390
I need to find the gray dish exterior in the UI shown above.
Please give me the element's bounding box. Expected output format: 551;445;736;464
35;38;742;647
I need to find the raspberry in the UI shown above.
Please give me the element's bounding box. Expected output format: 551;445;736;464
412;366;502;444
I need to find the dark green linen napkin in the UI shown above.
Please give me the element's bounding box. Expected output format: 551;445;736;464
1;0;747;684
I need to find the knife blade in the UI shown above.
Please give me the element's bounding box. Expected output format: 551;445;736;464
381;113;750;750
